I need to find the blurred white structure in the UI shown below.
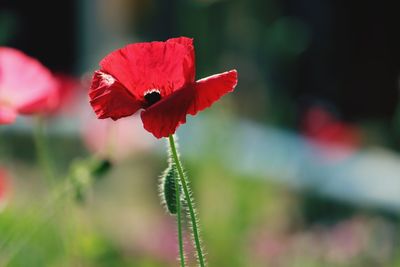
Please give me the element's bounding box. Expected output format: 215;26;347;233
178;115;400;212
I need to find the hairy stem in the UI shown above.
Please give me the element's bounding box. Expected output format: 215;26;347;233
175;166;186;267
168;135;206;267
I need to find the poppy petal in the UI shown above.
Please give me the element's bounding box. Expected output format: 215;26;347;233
99;37;195;99
89;71;142;120
188;69;237;115
167;37;195;82
167;37;194;47
140;85;195;138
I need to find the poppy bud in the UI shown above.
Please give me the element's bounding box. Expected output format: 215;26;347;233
160;163;180;214
91;159;112;178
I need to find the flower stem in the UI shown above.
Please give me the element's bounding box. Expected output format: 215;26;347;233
168;135;206;267
175;166;186;267
33;116;55;185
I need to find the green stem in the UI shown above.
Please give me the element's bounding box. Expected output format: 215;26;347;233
168;135;206;267
175;165;186;267
33;116;55;185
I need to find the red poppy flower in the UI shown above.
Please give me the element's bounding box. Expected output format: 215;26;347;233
89;37;238;138
302;106;361;148
0;47;57;124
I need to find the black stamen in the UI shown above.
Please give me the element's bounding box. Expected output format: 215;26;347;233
144;91;161;107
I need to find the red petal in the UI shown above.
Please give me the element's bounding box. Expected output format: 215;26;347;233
167;37;194;47
140;69;238;138
167;37;195;82
187;69;237;115
140;85;195;138
89;71;142;120
99;37;195;99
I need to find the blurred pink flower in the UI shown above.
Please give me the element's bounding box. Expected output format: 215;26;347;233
0;47;58;124
132;218;193;264
324;217;367;263
248;230;291;266
247;216;376;265
44;74;82;115
81;113;155;160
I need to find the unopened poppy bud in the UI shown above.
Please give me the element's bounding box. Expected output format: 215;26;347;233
91;159;112;178
160;163;179;214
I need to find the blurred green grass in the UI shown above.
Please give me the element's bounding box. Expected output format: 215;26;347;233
1;128;399;266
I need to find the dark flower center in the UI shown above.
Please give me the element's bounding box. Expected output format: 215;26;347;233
144;91;161;107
